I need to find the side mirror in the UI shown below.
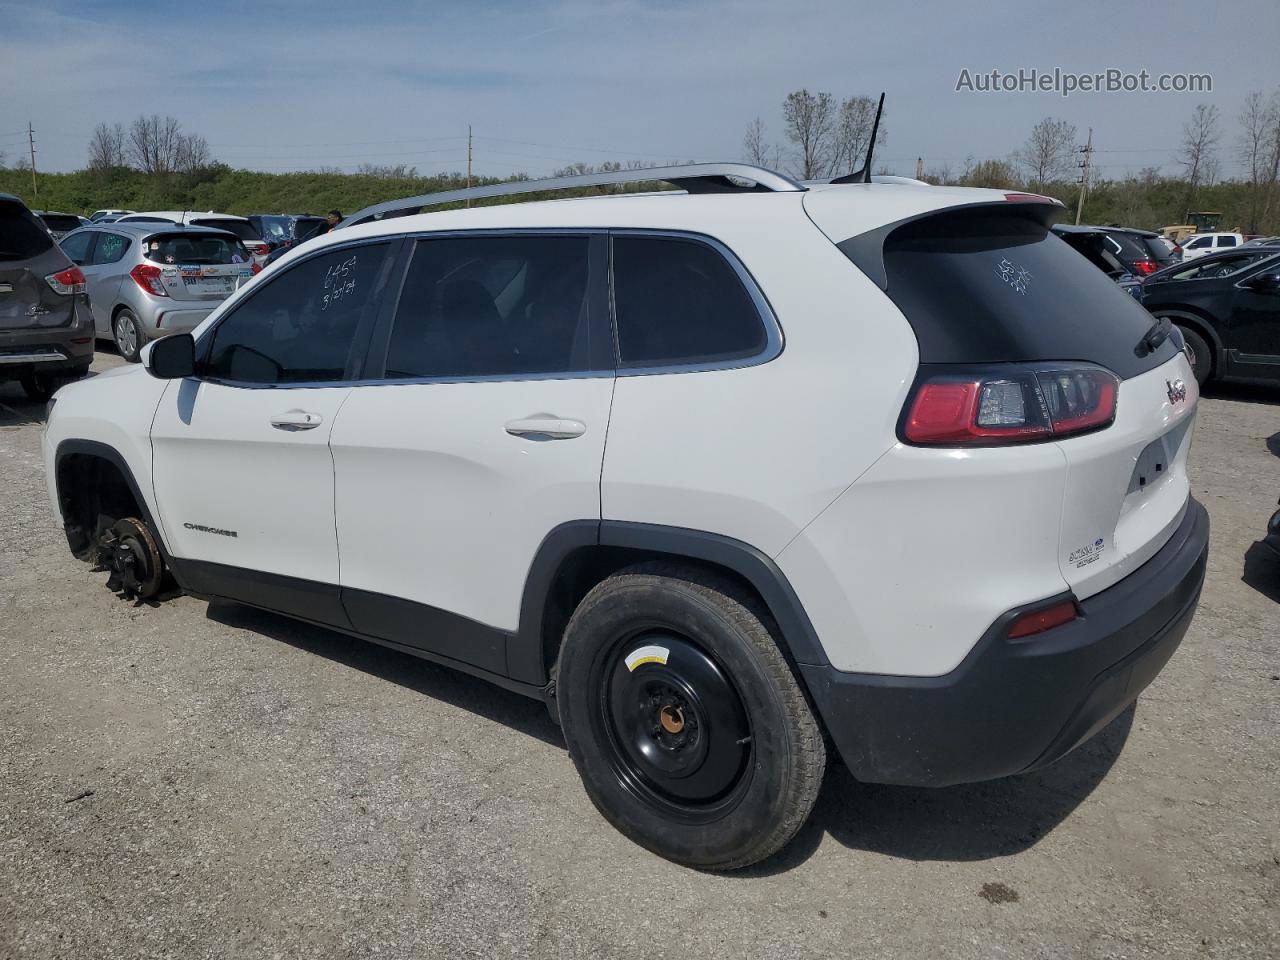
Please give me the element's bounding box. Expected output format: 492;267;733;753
144;333;196;379
1245;272;1280;293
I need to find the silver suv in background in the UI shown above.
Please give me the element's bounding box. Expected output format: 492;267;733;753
58;222;258;362
0;193;94;400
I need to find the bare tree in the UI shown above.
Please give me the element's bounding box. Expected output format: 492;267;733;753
829;95;886;178
782;89;835;179
1239;90;1280;233
1015;117;1077;192
175;133;211;174
1178;103;1220;208
128;114;183;174
87;122;128;171
742;116;783;170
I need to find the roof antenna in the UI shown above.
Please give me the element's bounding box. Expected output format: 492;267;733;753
832;92;885;184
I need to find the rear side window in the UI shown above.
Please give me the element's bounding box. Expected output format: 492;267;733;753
1219;236;1237;248
145;233;250;265
204;243;390;384
612;236;768;368
384;235;592;379
0;201;55;260
191;218;260;242
94;233;130;264
852;207;1179;380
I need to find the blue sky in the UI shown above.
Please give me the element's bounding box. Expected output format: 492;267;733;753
2;0;1277;179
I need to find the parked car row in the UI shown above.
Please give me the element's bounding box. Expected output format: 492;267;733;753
1053;217;1280;388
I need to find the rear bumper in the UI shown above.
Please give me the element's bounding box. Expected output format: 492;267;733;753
800;497;1209;787
0;312;94;378
146;307;215;336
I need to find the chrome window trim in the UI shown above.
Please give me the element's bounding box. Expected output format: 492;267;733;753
194;227;781;390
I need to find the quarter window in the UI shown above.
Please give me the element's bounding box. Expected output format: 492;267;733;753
383;235;592;379
611;236;768;367
204;243;390;384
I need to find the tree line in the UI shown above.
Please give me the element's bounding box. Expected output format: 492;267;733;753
739;86;1279;234
2;91;1279;235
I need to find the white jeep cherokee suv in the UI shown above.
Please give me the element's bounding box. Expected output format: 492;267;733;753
43;164;1208;869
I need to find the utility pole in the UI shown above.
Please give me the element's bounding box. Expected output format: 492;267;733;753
27;121;38;197
915;156;924;180
1074;128;1093;225
466;125;472;207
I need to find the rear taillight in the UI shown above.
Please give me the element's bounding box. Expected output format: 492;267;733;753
45;266;86;296
250;261;262;275
903;363;1119;446
129;263;169;297
248;243;268;257
1132;259;1159;275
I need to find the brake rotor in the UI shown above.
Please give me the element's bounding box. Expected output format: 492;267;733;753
101;517;164;601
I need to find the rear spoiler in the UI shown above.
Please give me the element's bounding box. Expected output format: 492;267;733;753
838;195;1063;290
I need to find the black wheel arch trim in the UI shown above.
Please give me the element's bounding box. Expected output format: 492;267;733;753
512;519;830;687
53;438;175;565
1149;306;1223;355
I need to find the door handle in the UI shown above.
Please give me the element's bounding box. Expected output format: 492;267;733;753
504;416;586;440
270;410;323;431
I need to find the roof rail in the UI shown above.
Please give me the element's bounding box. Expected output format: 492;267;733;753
339;163;805;228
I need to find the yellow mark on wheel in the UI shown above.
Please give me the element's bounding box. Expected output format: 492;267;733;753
624;644;670;672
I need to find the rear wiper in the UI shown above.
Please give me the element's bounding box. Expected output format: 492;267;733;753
1135;316;1171;357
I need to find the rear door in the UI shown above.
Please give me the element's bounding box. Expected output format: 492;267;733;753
81;230;130;334
0;200;76;333
330;232;613;679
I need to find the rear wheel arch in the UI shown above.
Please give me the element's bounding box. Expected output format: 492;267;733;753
514;521;830;689
1150;306;1221;354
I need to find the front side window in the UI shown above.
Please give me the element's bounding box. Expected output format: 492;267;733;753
204;243;390;384
93;233;130;264
383;235;592;379
1187;236;1212;249
612;236;768;367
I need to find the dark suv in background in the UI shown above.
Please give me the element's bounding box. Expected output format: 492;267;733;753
0;194;94;400
1052;223;1178;277
1138;245;1280;386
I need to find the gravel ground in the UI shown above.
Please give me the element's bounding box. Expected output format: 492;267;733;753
1;351;1278;959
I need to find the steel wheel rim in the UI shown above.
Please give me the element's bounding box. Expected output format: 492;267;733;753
593;628;753;823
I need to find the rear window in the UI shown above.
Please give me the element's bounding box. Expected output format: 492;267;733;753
40;214;83;232
256;216;292;243
1105;231;1149;261
0;201;55;260
190;218;260;242
144;233;252;265
849;207;1179;380
1142;236;1175;259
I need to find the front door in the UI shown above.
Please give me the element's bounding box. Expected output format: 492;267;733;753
330;233;613;677
149;239;398;622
